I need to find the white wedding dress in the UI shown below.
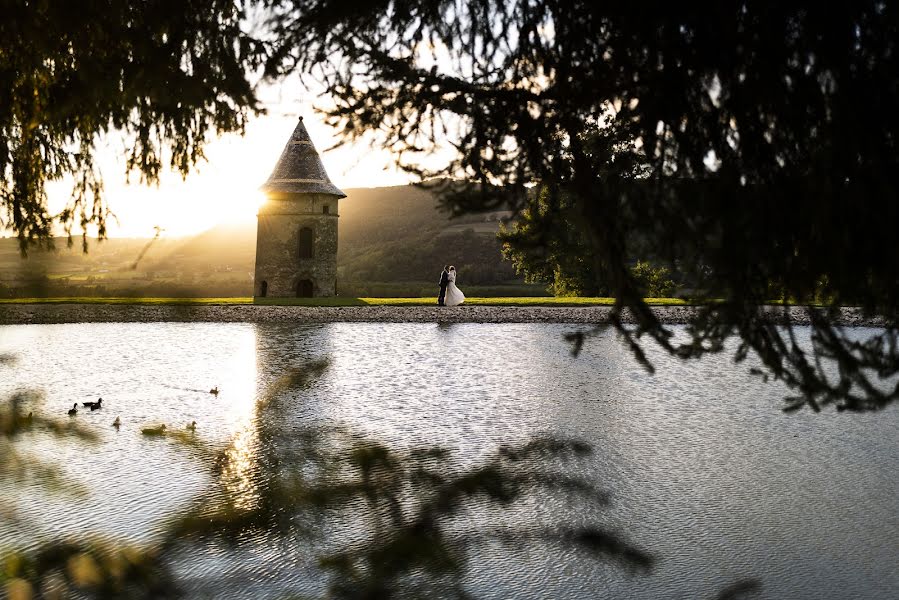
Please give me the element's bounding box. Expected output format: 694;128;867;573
445;271;465;306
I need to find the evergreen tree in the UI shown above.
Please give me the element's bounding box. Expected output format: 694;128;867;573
264;1;899;410
0;0;264;251
6;1;899;409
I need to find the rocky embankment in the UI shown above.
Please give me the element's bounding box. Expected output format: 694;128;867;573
0;304;889;327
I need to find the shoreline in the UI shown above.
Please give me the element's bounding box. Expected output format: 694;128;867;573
0;304;889;327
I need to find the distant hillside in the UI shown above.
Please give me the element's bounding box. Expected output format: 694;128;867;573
337;185;518;289
0;184;539;297
144;224;256;273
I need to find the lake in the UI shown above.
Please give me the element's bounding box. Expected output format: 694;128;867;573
0;322;896;599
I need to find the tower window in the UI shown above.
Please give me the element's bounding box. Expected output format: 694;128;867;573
259;280;268;297
322;205;330;215
296;279;313;298
298;227;314;259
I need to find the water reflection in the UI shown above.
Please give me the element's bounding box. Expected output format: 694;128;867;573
0;323;260;551
221;427;258;512
0;323;897;599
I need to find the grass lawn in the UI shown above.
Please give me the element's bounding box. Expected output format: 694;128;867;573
0;296;690;307
0;297;254;305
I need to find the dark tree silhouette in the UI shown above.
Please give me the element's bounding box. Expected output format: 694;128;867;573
263;0;899;411
0;0;263;251
498;121;650;296
4;1;898;409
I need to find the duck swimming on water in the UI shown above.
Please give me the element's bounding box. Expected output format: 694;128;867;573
112;416;121;428
82;398;102;409
141;424;167;436
186;421;197;431
67;404;78;416
209;387;219;396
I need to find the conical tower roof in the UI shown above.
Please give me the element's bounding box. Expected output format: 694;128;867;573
260;117;346;197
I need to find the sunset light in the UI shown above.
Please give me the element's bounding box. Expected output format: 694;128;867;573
41;97;412;239
2;3;897;599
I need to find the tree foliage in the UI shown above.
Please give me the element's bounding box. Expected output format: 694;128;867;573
630;261;676;299
0;0;263;251
263;0;899;411
6;1;899;410
499;185;605;296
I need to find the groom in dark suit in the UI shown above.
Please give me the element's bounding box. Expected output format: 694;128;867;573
437;265;449;306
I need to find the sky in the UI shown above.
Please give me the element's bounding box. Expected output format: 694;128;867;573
43;83;415;239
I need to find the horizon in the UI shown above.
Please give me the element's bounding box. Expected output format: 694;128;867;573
33;81;425;240
2;181;429;243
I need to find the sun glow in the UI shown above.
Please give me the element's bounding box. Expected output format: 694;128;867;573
219;326;261;511
43;95;415;240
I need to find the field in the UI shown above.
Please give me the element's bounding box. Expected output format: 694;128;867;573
0;184;526;300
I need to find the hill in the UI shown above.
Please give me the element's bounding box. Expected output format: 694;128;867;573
0;185;539;297
337;185;520;293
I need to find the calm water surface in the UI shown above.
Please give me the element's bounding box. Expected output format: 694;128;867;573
0;322;896;599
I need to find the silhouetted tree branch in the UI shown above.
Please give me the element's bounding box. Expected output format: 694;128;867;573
0;0;264;252
264;0;899;411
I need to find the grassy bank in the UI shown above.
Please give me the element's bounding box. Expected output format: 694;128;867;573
0;297;690;307
0;297;254;305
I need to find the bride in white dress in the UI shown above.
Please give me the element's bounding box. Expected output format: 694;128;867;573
445;265;465;306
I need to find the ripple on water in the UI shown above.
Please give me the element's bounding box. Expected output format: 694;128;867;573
0;322;897;599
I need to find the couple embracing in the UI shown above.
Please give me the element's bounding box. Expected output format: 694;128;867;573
437;265;465;307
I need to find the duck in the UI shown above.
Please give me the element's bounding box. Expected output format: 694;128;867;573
186;421;197;431
112;416;121;428
209;387;219;396
82;398;102;409
141;424;167;436
89;401;103;411
67;403;78;416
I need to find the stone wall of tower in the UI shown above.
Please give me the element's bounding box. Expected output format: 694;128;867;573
254;193;339;297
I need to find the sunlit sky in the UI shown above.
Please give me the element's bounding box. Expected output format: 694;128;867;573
43;81;416;239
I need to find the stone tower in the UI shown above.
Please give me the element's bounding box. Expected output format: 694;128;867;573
254;117;346;298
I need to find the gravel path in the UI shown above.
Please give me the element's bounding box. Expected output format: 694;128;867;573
0;303;889;327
